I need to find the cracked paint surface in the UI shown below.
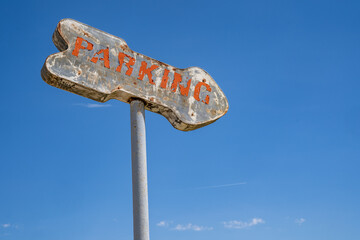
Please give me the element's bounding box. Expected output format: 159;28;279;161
41;19;229;131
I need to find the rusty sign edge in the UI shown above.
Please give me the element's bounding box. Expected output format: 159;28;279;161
41;18;229;131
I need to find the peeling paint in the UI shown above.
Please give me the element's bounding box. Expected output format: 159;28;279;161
41;19;229;131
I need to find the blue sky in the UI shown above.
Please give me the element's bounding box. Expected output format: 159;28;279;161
1;0;359;239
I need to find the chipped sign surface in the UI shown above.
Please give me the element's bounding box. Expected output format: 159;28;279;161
41;19;229;131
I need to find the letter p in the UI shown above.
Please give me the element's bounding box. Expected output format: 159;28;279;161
72;37;93;57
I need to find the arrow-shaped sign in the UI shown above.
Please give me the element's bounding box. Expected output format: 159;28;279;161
41;19;228;131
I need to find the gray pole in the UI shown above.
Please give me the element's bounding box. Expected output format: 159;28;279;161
130;99;150;240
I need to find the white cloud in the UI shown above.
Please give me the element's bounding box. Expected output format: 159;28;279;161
157;221;169;227
156;220;212;231
295;218;306;225
223;218;265;229
74;103;111;108
172;223;213;231
1;224;10;228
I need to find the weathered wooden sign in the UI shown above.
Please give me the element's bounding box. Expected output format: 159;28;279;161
41;19;228;131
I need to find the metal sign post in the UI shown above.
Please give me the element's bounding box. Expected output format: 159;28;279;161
41;18;229;240
130;99;149;240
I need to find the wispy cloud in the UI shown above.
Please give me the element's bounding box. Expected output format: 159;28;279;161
191;182;247;190
157;221;170;227
172;223;213;231
223;218;265;229
74;103;112;108
295;218;306;225
1;224;10;228
156;221;212;231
